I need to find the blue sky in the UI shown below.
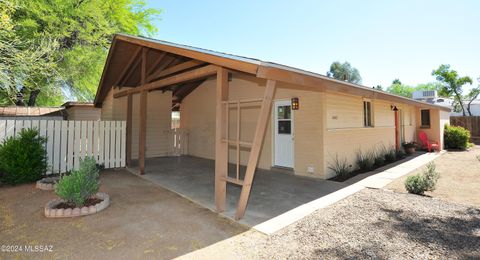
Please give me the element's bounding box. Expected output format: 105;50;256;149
146;0;479;89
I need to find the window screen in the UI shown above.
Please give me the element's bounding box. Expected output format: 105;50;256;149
363;101;373;127
421;109;430;127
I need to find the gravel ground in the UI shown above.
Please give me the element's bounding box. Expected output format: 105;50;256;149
253;189;480;259
192;188;480;259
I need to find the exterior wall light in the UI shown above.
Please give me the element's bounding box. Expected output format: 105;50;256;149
391;105;398;111
291;97;299;110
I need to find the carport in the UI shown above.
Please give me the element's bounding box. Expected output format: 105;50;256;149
132;156;348;226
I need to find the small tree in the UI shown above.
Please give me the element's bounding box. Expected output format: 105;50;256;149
432;65;473;116
465;78;480;116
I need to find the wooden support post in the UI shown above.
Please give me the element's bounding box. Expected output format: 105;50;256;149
215;67;228;212
235;80;276;220
126;93;133;166
138;48;148;175
139;91;147;174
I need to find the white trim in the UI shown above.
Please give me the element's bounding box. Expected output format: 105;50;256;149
273;99;295;169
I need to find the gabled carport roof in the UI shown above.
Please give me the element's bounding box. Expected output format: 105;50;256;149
94;33;450;112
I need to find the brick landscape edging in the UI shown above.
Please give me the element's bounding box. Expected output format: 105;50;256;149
44;192;110;218
36;177;59;191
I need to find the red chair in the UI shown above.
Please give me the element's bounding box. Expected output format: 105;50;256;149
418;131;439;152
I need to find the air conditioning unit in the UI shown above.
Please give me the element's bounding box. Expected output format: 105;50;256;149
412;90;438;101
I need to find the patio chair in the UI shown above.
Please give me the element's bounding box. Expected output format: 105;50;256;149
418;131;439;152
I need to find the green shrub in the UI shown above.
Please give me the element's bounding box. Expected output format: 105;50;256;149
396;149;406;160
384;146;397;163
444;124;471;150
0;128;47;185
404;162;439;195
328;154;352;179
55;157;100;207
356;149;375;172
373;146;386;167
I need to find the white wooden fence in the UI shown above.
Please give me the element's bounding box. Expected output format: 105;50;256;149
168;128;188;156
0;120;126;174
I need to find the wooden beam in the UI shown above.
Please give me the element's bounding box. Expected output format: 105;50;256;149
138;91;147;174
113;64;218;98
114;46;142;88
235;80;276;220
215;67;228;212
146;60;205;82
146;52;166;76
141;48;147;85
116;35;259;75
126;93;133;167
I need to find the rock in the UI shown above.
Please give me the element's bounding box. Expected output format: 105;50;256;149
44;208;50;217
88;206;96;214
81;207;89;215
56;208;64;217
72;208;80;216
64;208;72;217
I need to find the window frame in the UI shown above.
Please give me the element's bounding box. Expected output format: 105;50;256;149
363;99;374;127
420;109;431;128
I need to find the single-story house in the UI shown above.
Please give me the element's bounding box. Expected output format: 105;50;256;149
0;106;67;120
0;103;101;121
62;102;101;121
94;34;450;219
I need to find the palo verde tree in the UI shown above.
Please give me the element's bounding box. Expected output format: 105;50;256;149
327;61;362;84
1;0;161;106
432;65;473;116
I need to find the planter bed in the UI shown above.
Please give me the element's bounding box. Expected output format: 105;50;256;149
44;192;109;218
36;176;59;191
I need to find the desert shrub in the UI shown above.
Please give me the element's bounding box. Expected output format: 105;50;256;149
55;157;100;207
404;162;439;195
384;146;397;163
396;149;406;160
328;154;352;179
373;146;386;167
0;128;47;185
356;149;375;172
444;124;471;150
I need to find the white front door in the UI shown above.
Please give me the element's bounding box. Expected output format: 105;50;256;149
274;100;294;168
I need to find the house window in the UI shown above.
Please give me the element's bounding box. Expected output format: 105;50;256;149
363;101;373;127
421;109;430;128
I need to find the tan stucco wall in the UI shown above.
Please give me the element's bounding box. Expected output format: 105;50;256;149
181;73;326;177
323;93;418;178
101;88;172;159
65;107;101;121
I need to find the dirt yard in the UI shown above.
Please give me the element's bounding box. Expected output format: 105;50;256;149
0;170;245;259
387;146;480;207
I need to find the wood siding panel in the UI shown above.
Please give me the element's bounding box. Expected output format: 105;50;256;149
101;87;172;159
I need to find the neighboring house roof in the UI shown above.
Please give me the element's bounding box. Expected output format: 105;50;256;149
95;33;450;112
62;102;96;108
0;106;66;117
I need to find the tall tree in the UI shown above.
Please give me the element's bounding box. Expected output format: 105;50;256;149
1;0;161;106
326;61;362;84
466;78;480;116
386;79;414;98
432;65;472;116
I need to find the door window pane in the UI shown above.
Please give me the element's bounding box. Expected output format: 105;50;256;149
278;120;291;134
277;106;291;119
